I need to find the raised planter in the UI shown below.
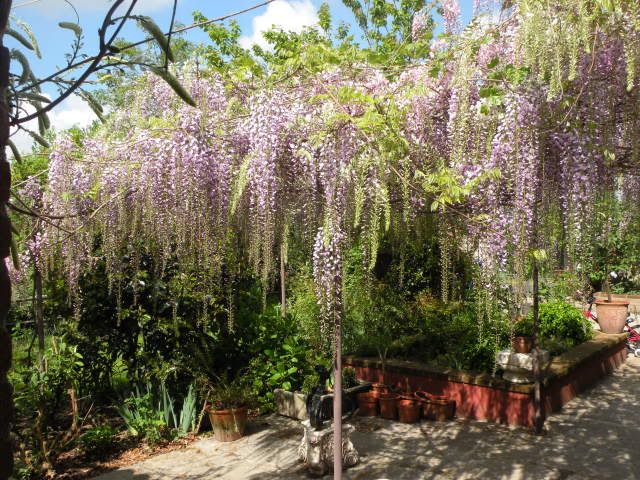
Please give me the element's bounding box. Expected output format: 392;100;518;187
274;389;308;420
344;332;627;428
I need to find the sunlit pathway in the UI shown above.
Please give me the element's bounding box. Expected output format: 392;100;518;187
95;356;640;480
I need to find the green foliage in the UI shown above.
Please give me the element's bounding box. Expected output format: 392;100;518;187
207;374;255;410
78;425;118;455
528;301;593;353
10;333;84;478
580;197;640;294
245;308;324;407
117;381;196;444
117;385;171;444
513;316;534;337
342;367;358;389
388;298;510;373
13;335;83;421
301;372;320;394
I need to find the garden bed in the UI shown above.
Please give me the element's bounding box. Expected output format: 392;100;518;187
344;332;627;428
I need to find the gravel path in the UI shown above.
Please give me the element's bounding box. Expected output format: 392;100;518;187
95;356;640;480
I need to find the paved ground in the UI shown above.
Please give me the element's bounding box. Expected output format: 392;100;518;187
95;356;640;480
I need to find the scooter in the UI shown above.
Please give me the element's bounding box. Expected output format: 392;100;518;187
625;315;640;358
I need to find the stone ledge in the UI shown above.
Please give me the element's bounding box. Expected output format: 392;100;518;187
548;332;627;377
344;332;627;395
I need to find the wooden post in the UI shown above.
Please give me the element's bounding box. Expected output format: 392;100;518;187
0;2;15;478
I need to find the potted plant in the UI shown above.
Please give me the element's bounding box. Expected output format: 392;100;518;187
595;272;629;334
512;316;534;354
592;208;629;333
207;375;254;442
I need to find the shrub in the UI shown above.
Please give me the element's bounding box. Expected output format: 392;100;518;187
528;301;593;353
78;425;118;455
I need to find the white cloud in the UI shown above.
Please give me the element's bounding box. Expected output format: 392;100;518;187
240;0;318;50
9;93;98;156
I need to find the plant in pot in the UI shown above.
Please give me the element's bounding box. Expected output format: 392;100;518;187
512;316;534;354
588;206;630;334
206;375;255;442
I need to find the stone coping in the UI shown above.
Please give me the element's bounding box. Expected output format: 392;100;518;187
594;292;640;301
344;332;627;395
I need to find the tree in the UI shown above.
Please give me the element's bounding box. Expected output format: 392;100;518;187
0;1;278;476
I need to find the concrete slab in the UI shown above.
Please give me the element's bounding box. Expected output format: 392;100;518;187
95;356;640;480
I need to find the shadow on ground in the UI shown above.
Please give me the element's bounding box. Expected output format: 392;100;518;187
95;357;640;480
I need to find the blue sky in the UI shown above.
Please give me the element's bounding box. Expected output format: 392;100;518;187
7;0;474;152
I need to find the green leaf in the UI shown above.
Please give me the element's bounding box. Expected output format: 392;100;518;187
137;16;174;62
487;56;500;69
479;86;503;99
150;67;196;107
58;21;83;37
7;140;22;163
318;2;331;32
282;381;292;391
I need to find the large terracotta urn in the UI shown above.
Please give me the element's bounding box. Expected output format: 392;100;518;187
595;300;629;334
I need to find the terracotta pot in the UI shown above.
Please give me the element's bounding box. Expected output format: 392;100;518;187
356;392;378;417
512;336;534;354
415;391;455;421
378;392;399;420
596;300;629;334
371;383;389;399
208;406;248;442
397;396;421;424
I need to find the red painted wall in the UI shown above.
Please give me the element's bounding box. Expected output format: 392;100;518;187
346;341;627;428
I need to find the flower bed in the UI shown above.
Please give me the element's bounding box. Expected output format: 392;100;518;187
344;332;627;428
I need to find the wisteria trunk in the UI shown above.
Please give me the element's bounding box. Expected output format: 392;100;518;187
532;261;544;435
0;1;14;478
333;318;342;478
280;244;286;317
34;266;44;369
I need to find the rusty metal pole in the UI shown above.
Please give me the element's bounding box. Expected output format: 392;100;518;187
0;2;15;479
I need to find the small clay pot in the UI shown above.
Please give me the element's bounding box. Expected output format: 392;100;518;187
378;392;399;420
512;335;534;354
415;391;455;421
357;392;378;417
208;406;248;442
397;396;421;424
